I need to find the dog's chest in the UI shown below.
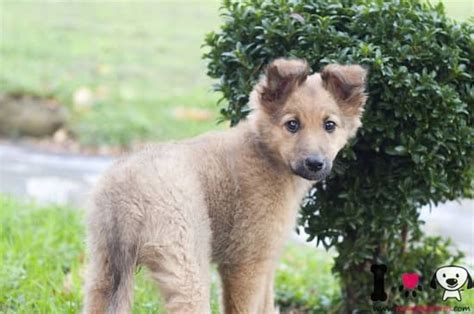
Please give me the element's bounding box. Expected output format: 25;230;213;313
443;290;461;301
210;176;310;264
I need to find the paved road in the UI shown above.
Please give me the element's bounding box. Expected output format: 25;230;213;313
1;143;472;263
0;143;111;206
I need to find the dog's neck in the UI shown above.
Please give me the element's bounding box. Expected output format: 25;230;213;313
233;119;313;198
233;118;288;173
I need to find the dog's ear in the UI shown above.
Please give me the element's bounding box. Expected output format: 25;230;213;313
321;64;368;115
430;273;438;289
467;272;473;289
259;58;309;111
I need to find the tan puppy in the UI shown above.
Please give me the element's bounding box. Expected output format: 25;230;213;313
83;58;368;314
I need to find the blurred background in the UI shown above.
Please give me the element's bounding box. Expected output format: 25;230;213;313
0;1;472;313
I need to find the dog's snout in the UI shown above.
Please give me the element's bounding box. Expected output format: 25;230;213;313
292;156;331;181
305;156;324;172
446;278;458;286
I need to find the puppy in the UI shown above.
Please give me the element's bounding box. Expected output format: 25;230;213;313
431;265;473;301
83;58;368;314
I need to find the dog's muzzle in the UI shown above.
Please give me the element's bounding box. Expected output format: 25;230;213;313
291;156;331;181
446;278;458;287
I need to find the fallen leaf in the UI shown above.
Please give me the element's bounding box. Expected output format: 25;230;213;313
95;85;110;100
172;107;214;122
96;63;111;75
62;272;73;295
53;128;69;143
73;87;94;110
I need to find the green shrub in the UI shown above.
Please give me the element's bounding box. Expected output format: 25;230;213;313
204;0;473;311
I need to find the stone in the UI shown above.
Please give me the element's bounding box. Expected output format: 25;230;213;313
0;93;69;137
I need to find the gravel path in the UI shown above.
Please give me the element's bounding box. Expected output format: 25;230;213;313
1;143;472;262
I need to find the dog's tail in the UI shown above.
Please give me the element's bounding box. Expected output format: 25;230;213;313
83;229;138;314
83;197;140;314
105;231;138;314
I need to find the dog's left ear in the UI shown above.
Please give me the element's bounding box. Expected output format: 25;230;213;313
259;58;310;112
467;271;473;289
430;273;438;289
321;64;368;115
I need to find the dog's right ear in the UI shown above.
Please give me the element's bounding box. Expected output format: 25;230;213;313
430;273;438;289
258;58;309;112
321;64;368;115
467;271;473;289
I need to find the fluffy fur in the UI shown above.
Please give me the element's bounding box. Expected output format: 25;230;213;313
83;58;368;314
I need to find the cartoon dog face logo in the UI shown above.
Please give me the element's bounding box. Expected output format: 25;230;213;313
430;265;473;301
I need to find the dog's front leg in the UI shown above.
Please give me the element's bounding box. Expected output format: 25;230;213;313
219;261;274;314
260;267;278;314
442;291;448;301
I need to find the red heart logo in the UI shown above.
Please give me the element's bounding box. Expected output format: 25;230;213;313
402;273;420;289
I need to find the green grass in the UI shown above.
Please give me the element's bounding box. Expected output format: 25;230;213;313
1;198;473;314
0;195;337;313
276;244;338;312
0;1;471;146
0;1;224;146
0;197;85;313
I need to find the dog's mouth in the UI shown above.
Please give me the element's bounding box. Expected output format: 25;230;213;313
290;163;331;181
445;277;459;289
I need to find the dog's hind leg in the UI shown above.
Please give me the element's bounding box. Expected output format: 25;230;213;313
140;211;212;314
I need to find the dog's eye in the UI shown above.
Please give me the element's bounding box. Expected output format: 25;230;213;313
324;120;336;133
285;120;300;133
456;273;459;278
443;274;446;278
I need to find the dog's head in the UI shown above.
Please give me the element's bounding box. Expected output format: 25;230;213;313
248;58;368;181
431;265;473;291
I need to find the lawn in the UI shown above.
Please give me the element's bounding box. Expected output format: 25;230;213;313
0;195;338;313
2;196;473;313
1;1;471;147
1;1;224;147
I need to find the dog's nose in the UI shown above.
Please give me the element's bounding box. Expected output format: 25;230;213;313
446;278;458;285
305;156;324;172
